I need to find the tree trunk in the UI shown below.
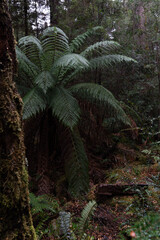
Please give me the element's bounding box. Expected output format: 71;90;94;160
24;0;28;35
0;1;36;239
49;0;59;25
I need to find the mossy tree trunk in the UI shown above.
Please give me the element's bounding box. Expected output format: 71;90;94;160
0;1;37;239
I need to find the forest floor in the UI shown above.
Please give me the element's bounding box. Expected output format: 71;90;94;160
64;141;160;240
36;137;160;240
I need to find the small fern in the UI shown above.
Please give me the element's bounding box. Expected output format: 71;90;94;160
57;201;97;240
29;192;59;214
78;200;97;238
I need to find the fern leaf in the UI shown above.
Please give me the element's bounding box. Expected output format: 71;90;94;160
64;128;89;196
49;87;81;129
42;26;69;53
53;53;89;69
81;40;121;58
23;87;46;119
16;46;39;79
29;193;58;214
69;83;130;126
69;26;103;52
79;200;97;237
89;55;136;70
34;71;55;93
18;36;42;68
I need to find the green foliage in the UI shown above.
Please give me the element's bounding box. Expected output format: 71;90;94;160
16;26;134;196
120;212;160;240
57;200;97;240
64;128;89;196
78;200;97;238
29;192;59;214
29;193;59;239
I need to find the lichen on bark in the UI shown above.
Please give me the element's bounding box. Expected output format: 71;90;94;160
0;0;36;239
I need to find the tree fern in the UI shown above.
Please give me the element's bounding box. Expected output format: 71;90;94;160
16;26;136;197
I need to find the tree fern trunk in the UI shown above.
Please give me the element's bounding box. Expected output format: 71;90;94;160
37;113;50;195
0;1;36;239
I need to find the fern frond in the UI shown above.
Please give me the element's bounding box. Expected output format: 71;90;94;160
18;36;42;68
42;26;69;53
34;71;55;93
79;200;97;237
89;54;136;70
64;128;89;196
53;53;89;69
49;87;81;129
69;26;103;52
81;40;121;58
69;83;130;126
16;46;39;79
29;193;58;214
23;87;46;119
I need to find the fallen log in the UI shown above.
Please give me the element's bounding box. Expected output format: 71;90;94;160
96;183;149;200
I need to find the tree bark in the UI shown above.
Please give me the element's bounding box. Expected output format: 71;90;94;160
49;0;59;25
0;1;36;239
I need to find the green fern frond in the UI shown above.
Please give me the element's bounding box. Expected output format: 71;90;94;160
79;200;97;237
18;36;42;68
49;87;81;129
89;54;136;70
23;87;46;119
34;71;55;93
81;40;121;58
64;128;89;196
69;83;130;126
29;193;58;214
69;26;103;52
53;53;89;69
42;26;69;53
16;46;39;79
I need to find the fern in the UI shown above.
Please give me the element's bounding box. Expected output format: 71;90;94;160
89;54;136;70
34;71;55;93
63;128;89;196
79;200;97;238
81;40;121;58
18;36;42;69
57;201;97;240
69;83;130;126
49;87;81;129
29;193;59;214
23;87;46;119
42;26;69;53
69;26;103;52
53;53;89;69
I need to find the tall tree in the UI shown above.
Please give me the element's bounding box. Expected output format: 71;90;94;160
0;0;36;239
